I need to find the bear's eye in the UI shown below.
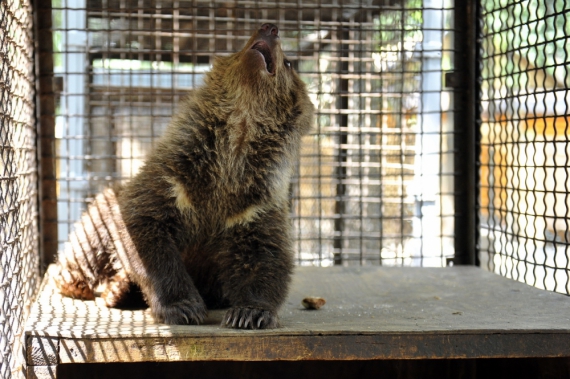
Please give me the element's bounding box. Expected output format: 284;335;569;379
284;59;291;69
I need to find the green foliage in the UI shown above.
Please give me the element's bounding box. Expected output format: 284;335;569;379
481;0;570;91
374;0;423;49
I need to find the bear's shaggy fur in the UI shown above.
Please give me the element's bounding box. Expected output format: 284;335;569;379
55;23;314;329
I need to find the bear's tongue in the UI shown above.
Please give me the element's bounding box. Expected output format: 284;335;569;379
251;41;274;74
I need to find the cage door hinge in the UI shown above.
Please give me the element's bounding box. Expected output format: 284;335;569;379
444;71;460;88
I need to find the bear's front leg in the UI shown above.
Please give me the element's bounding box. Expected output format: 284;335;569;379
219;208;294;329
122;215;208;325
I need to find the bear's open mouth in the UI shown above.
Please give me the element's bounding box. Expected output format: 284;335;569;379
251;41;274;75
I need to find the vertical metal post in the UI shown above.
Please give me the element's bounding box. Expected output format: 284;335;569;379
418;0;445;266
452;0;479;265
34;0;58;271
58;1;88;249
334;25;349;266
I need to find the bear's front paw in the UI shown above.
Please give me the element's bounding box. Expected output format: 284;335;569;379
152;297;208;325
222;307;279;329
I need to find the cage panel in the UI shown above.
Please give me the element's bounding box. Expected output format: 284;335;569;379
479;0;570;294
0;0;39;377
48;0;455;267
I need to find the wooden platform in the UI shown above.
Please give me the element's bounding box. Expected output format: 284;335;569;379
25;266;570;378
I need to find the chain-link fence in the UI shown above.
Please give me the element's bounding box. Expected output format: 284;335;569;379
46;0;456;268
0;0;39;378
479;0;570;294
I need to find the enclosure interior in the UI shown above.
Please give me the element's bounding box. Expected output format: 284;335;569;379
49;0;456;269
1;0;570;378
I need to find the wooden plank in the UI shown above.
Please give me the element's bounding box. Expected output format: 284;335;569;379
26;366;57;379
34;0;59;270
26;336;59;366
56;332;570;364
25;265;570;363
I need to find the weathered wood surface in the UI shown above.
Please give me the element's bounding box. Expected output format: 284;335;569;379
25;265;570;367
25;365;57;379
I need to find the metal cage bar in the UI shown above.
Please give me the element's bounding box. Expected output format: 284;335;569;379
452;0;478;265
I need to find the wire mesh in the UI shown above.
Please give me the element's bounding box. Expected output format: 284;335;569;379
479;0;570;293
0;0;39;377
48;0;455;268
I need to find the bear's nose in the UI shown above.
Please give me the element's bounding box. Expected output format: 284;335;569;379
260;23;279;37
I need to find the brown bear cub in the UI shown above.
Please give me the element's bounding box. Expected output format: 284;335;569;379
55;23;314;329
